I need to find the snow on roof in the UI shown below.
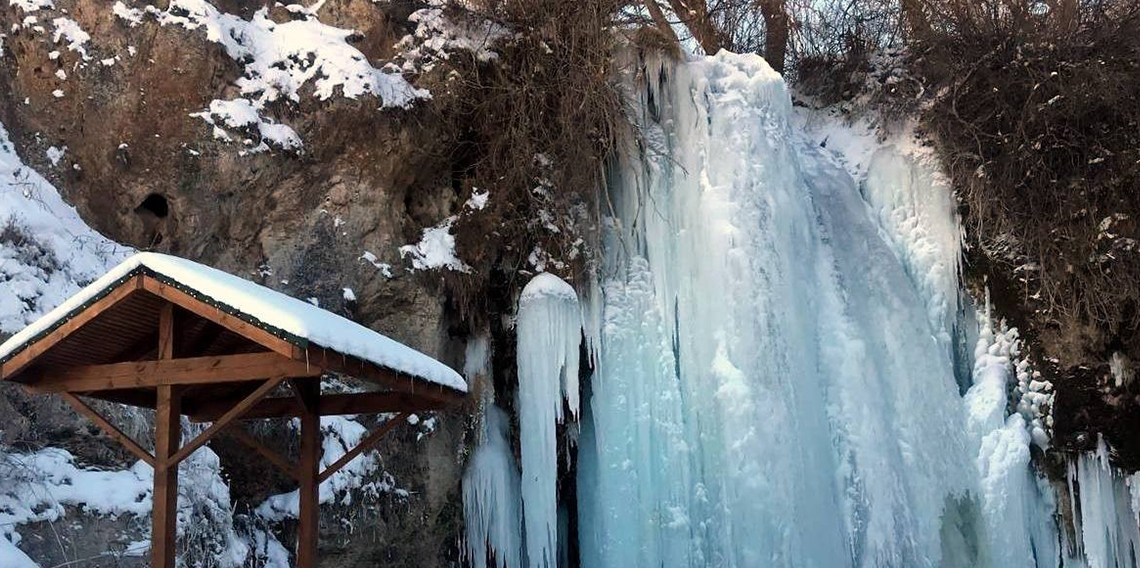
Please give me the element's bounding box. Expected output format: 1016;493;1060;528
0;252;466;392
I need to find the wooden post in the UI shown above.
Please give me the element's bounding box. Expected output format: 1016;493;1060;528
296;380;321;568
153;303;180;568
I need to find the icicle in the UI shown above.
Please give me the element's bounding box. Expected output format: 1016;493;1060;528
463;405;523;568
516;273;580;568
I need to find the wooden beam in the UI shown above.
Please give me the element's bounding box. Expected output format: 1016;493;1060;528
26;352;321;393
167;376;285;467
141;276;300;360
225;426;298;481
152;384;181;568
296;380;321;568
1;275;143;380
304;346;464;405
158;302;174;359
60;392;155;467
290;377;317;414
318;411;409;484
73;389;156;411
187;391;447;422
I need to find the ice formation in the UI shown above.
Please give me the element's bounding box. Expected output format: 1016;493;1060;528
464;405;524;568
516;273;580;568
573;50;1084;568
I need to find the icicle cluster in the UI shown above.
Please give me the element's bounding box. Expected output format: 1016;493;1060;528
516;273;580;568
463;405;523;568
1068;438;1140;568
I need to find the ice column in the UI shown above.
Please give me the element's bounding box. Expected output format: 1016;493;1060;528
516;273;581;568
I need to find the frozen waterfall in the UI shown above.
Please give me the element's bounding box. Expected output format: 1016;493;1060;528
575;51;1066;568
463;50;1140;568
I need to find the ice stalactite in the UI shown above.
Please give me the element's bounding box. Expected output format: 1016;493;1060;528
1068;440;1140;568
516;273;581;568
464;405;524;568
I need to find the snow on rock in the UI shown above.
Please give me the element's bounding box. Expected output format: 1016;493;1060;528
44;145;65;166
148;0;426;106
0;445;253;567
399;216;470;272
112;1;144;26
515;272;580;568
190;98;302;152
463;404;523;568
8;0;52;13
0;121;129;334
51;17;91;61
359;250;393;277
133;0;426;149
0;251;467;391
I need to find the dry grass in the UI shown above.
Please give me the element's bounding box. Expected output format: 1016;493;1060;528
916;2;1140;340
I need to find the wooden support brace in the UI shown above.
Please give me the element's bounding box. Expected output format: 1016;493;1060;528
225;426;299;481
60;392;155;467
167;376;285;467
317;411;410;484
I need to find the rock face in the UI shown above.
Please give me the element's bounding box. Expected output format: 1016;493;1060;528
0;1;473;565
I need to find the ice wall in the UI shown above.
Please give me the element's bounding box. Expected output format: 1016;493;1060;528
516;273;581;568
575;50;1072;568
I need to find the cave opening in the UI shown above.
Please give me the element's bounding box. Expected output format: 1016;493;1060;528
136;193;170;218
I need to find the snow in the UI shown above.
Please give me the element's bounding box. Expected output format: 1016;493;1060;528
342;287;356;302
399;216;470;272
0;444;257;567
359;250;393;277
51;17;91;61
112;1;144;26
396;5;506;73
44;145;64;166
8;0;52;12
463;405;523;568
190;98;302;151
149;0;425;107
465;188;489;211
515;272;580;568
0;121;129;334
139;0;427;149
0;251;467;392
257;416;403;520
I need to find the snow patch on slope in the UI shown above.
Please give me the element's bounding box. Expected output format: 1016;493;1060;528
124;0;427;149
0;122;128;334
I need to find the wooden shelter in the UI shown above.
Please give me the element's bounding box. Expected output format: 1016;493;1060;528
0;253;467;568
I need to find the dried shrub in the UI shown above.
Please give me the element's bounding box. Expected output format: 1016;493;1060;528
916;2;1140;349
418;0;630;323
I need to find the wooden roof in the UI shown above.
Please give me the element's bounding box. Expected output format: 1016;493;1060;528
0;255;466;419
